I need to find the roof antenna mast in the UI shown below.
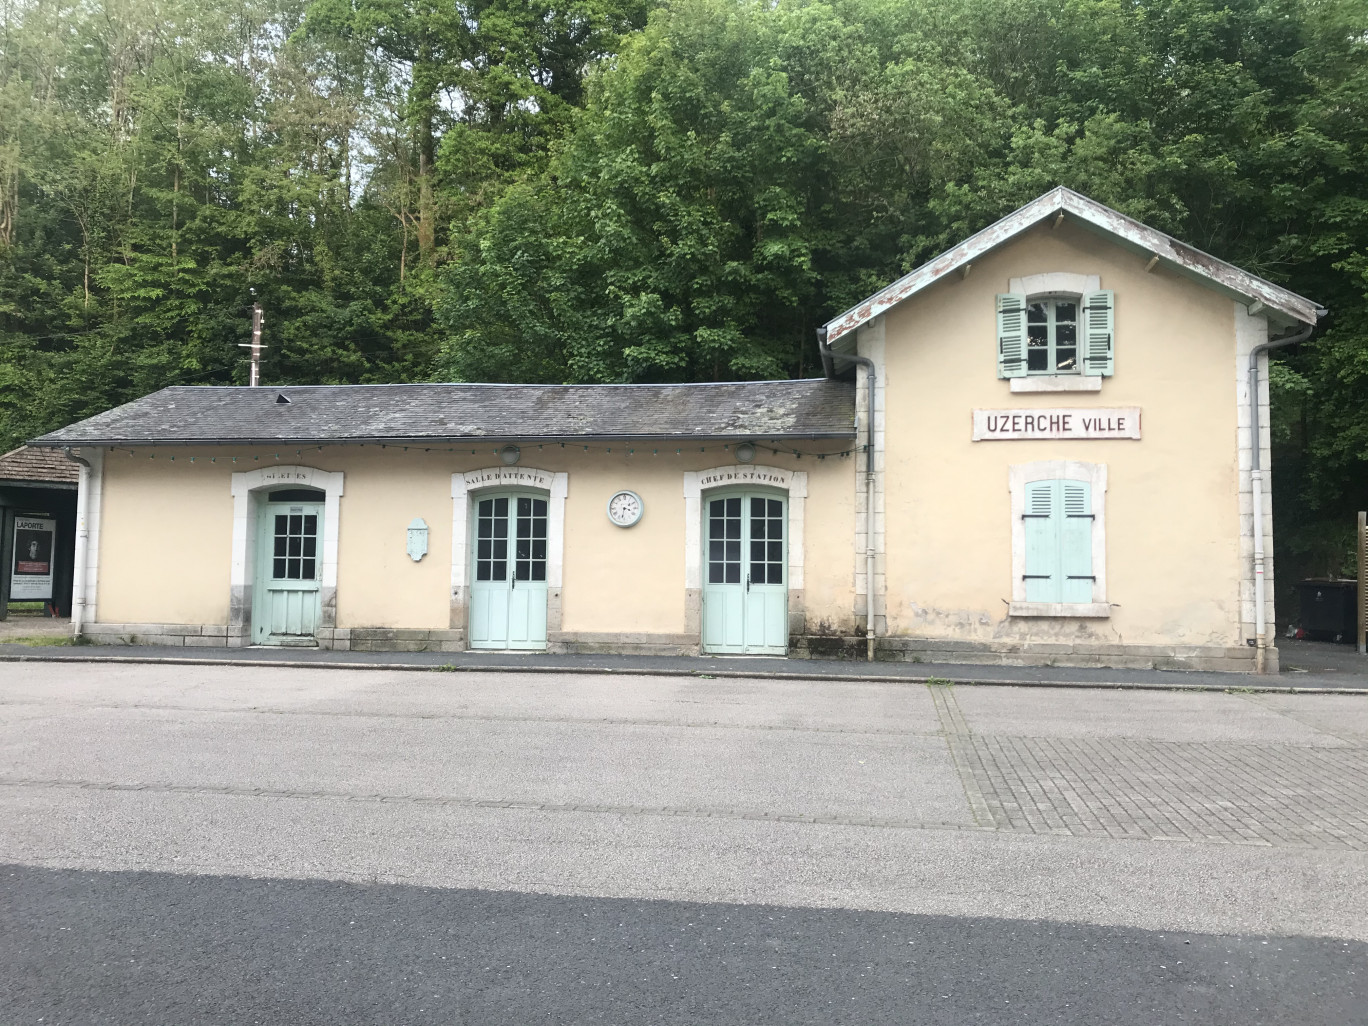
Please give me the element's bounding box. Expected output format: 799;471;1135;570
239;289;266;387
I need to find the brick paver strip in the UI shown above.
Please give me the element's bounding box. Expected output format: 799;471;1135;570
960;734;1368;850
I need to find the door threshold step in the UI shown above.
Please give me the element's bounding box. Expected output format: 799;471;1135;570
705;654;788;660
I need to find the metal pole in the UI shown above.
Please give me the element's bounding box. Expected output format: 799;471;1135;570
0;505;13;621
1358;511;1366;656
250;303;263;387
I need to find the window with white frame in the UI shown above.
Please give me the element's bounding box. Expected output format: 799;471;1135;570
1009;461;1109;617
997;289;1115;379
1027;297;1080;374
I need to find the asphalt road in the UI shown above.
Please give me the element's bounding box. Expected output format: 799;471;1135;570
2;664;1366;1024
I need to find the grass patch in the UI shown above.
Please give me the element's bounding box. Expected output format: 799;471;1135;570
926;676;954;687
3;635;73;646
5;601;48;613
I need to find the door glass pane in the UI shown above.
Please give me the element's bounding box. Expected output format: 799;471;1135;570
514;494;548;583
270;505;319;581
708;496;742;585
750;495;784;586
476;497;508;581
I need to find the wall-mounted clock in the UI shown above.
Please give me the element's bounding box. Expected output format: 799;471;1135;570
607;490;644;527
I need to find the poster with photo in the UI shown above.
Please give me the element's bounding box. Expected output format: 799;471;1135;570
11;517;55;600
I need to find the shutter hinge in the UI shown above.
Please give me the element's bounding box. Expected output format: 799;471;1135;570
1022;574;1051;580
1066;575;1097;581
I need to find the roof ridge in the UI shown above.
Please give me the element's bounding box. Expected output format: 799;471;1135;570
164;379;834;391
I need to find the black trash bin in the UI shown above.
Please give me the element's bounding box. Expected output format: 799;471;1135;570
1295;579;1359;642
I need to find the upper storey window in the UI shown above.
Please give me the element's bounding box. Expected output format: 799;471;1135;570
1027;297;1078;373
997;290;1114;380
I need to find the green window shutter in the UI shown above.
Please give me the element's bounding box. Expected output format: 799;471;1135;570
997;293;1028;379
1022;480;1059;602
1082;290;1114;377
1060;481;1094;604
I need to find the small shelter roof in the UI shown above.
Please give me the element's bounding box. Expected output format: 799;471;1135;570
824;187;1325;346
0;445;79;486
30;380;856;448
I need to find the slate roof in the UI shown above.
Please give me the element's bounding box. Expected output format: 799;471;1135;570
0;445;80;485
30;381;857;447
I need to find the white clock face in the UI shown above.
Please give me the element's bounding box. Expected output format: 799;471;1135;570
607;490;643;527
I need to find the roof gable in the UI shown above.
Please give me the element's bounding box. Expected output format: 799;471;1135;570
824;187;1323;345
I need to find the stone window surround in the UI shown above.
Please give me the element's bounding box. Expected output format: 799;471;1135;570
683;465;808;642
450;467;569;648
1008;459;1110;618
229;464;345;645
1007;272;1104;393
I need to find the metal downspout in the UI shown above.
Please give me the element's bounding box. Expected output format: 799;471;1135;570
1247;319;1316;673
62;447;92;636
818;326;877;661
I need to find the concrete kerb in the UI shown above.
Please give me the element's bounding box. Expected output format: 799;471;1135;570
1;650;1366;695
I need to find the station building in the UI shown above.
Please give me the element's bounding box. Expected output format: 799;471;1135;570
33;189;1323;672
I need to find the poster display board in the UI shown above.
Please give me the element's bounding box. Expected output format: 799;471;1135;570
11;516;55;601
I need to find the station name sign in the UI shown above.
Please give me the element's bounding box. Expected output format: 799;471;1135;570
697;467;791;489
972;407;1141;441
463;467;556;490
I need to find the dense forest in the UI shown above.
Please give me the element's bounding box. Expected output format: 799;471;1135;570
0;0;1365;596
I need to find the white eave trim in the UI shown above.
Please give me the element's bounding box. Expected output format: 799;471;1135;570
823;186;1322;344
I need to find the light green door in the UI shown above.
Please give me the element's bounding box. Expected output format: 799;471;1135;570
470;492;548;650
253;500;323;646
701;492;788;655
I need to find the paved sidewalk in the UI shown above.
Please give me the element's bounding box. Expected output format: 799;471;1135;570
0;615;69;641
2;634;1365;691
4;664;1367;1022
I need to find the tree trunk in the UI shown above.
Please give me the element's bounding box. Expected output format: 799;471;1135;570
414;36;437;265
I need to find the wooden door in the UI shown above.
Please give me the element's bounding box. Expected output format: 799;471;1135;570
701;492;787;655
253;502;323;645
469;492;549;650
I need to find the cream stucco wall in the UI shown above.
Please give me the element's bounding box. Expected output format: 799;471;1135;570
92;442;857;641
97;453;235;624
876;220;1245;648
